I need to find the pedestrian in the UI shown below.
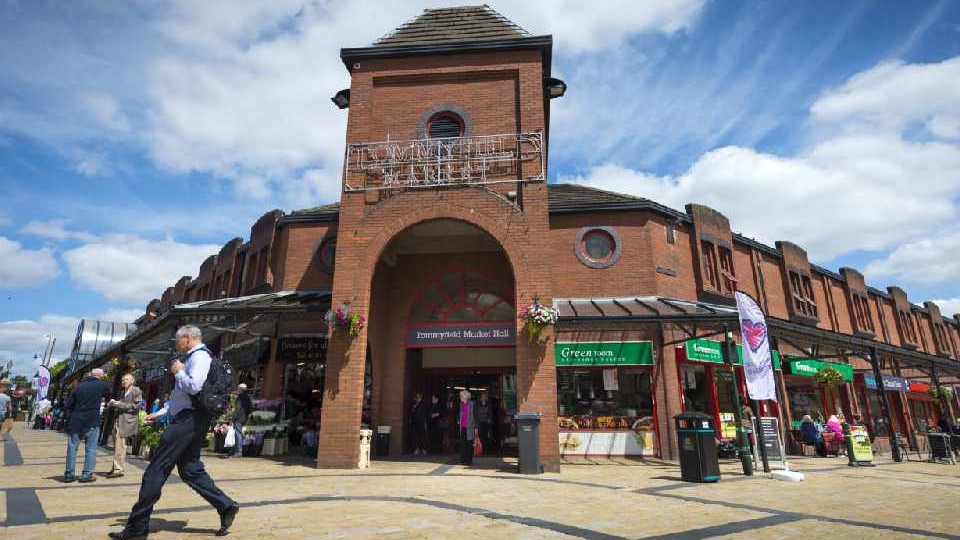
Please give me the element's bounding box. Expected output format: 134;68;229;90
456;390;478;465
0;380;13;441
158;392;172;427
109;325;238;540
800;414;826;457
409;392;429;455
33;396;52;429
428;394;445;454
106;373;143;479
63;368;111;483
227;383;252;459
476;393;493;454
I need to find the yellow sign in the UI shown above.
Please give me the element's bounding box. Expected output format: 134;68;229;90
850;426;873;463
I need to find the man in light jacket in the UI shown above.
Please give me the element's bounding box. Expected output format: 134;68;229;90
106;373;142;478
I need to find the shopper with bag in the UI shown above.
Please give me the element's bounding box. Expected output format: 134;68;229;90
226;383;252;459
0;380;13;441
456;390;479;465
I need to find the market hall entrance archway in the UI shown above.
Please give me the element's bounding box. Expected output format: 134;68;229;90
366;219;517;459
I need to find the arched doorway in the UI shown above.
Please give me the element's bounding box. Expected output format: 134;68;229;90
367;219;517;457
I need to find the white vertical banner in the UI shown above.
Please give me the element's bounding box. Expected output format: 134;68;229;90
735;291;777;401
36;366;51;401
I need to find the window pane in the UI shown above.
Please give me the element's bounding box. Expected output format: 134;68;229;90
584;231;613;260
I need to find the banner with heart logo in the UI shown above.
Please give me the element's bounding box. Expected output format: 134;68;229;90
36;365;51;401
735;291;777;401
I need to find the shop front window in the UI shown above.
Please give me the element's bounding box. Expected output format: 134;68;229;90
557;368;654;430
787;382;823;425
714;369;739;439
681;364;709;414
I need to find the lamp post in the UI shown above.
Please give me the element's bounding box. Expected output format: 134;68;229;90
723;324;753;476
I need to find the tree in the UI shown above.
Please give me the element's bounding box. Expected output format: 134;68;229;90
10;375;31;389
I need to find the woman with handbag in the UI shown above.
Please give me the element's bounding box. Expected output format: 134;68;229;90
456;390;479;465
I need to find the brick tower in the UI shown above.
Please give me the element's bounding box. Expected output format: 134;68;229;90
316;6;564;471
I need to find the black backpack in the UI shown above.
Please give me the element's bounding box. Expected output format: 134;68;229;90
187;346;234;415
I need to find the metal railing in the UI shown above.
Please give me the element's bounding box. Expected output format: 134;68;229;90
343;132;544;191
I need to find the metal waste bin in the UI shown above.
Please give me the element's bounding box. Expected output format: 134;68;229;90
515;412;542;474
375;425;391;457
675;411;720;483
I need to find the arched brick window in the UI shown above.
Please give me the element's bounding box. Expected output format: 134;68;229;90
409;270;513;323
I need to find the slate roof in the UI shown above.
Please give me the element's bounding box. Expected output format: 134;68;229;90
374;5;530;47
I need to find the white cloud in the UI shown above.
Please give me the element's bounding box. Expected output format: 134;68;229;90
80;92;130;133
932;298;960;318
0;237;59;288
63;235;218;304
568;56;960;263
0;308;143;378
20;219;98;243
864;232;960;285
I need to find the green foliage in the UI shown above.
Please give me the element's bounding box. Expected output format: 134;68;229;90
814;367;843;388
137;412;162;450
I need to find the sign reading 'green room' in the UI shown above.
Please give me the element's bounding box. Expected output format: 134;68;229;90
555;341;654;366
787;359;854;382
684;339;782;370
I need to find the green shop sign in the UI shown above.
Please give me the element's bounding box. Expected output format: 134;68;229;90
786;359;853;382
684;339;781;370
555;341;654;366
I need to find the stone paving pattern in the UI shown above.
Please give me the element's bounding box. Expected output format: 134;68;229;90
2;428;959;539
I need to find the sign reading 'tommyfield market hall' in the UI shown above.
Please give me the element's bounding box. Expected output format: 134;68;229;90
406;323;514;348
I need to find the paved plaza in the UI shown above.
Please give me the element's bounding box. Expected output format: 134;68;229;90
2;428;959;539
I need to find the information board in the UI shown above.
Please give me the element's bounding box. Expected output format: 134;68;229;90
849;425;874;464
758;417;786;469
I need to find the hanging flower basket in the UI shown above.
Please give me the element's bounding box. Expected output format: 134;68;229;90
518;297;559;342
814;367;843;388
325;302;366;338
928;385;954;400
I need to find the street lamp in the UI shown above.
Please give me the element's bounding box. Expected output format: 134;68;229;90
722;324;753;476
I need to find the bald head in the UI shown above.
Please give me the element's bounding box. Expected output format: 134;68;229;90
90;368;105;379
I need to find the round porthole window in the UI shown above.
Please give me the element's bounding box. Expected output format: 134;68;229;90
575;227;622;269
316;238;336;273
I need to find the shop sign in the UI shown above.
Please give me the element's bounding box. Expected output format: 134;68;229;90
862;374;908;392
908;381;930;393
849;425;874;464
683;339;781;370
559;430;657;456
144;367;167;383
406;323;514;348
555;341;653;366
276;337;327;364
757;417;786;469
786;359;853;382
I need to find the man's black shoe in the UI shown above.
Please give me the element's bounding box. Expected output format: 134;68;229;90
108;530;148;540
78;475;96;483
62;476;77;483
217;505;239;536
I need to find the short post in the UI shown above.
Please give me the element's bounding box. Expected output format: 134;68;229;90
843;421;857;467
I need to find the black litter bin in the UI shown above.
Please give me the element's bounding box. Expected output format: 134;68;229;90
515;412;542;474
675;411;720;483
375;425;392;457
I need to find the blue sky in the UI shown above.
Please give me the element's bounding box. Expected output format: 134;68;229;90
1;0;959;377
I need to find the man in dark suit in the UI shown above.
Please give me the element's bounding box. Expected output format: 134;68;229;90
63;368;111;483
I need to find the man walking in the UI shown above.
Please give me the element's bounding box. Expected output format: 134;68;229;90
106;373;143;478
227;383;252;458
0;380;12;441
109;325;238;540
63;368;111;483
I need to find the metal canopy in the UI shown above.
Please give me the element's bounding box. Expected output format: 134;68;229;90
67;319;137;376
67;291;331;381
554;295;960;376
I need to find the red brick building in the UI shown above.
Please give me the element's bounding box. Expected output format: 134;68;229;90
69;6;960;470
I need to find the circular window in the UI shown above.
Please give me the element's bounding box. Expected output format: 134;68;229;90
427;113;464;139
575;227;622;269
316;238;336;273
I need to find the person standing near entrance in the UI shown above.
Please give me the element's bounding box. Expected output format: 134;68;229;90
0;380;13;441
63;368;111;482
457;390;478;465
228;383;252;458
106;373;142;478
409;392;429;455
476;393;493;455
428;394;446;454
109;325;238;540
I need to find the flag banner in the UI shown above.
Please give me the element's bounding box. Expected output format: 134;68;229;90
37;366;51;401
735;291;777;401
